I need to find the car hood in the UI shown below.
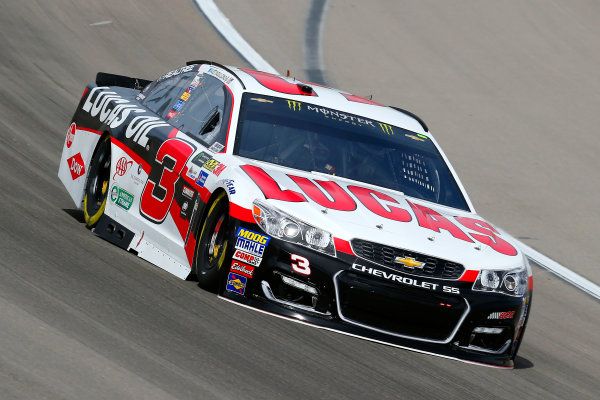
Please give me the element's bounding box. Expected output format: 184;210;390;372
233;159;524;271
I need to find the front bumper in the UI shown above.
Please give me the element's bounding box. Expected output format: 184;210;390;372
219;223;531;368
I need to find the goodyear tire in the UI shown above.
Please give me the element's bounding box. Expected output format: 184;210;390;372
83;135;111;228
194;192;230;291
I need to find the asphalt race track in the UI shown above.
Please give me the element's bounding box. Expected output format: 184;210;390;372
1;1;599;399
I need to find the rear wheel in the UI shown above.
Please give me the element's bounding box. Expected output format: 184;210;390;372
194;192;230;291
83;135;111;228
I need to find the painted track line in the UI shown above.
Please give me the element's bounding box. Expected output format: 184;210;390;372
196;0;600;302
304;0;330;85
520;242;600;301
193;0;278;74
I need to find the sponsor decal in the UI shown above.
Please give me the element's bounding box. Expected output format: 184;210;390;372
236;227;270;245
182;186;194;199
226;272;247;295
488;311;516;320
234;228;270;257
306;105;376;127
113;157;133;180
82;86;169;147
207;67;234;85
172;100;185;111
195;170;209;187
66;123;76;148
224;179;236;195
351;263;460;294
208;142;224;153
67;153;85;180
192;151;211;167
235;237;266;257
180;201;189;218
157;65;194;82
250;97;273;103
378;122;394;135
405;134;424;142
180;91;191;101
110;185;134;210
241;165;518;257
287;100;301;111
166;110;176;119
203;159;220;172
230;261;255;278
213;163;227;176
394;256;425;269
232;249;262;267
187;165;199;180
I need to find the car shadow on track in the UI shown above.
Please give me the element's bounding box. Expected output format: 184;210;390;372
63;208;85;223
514;356;534;369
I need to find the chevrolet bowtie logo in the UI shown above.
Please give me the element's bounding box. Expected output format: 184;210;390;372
287;100;301;111
394;257;424;269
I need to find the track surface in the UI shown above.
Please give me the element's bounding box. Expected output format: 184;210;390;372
1;1;599;399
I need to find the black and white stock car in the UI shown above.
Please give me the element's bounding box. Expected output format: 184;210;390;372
59;61;532;368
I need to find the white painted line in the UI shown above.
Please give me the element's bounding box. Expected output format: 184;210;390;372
304;0;330;84
194;0;278;75
519;242;600;300
89;20;112;26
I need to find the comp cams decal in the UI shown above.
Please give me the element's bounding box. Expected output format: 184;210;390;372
232;249;262;267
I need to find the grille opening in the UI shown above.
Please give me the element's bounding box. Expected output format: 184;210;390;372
262;272;330;314
336;272;467;341
351;239;465;280
468;327;512;354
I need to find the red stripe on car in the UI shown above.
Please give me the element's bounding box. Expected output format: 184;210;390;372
229;203;254;223
111;137;151;173
459;270;480;282
334;238;355;256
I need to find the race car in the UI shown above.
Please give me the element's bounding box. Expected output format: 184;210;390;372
58;60;532;368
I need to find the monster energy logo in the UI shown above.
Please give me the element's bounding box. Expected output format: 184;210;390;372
287;100;302;111
379;123;394;135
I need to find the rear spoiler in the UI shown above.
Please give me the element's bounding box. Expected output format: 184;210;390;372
95;72;152;90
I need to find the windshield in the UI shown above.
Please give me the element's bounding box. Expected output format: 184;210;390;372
234;94;469;211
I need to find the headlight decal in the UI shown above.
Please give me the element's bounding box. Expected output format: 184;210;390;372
252;199;336;256
472;266;528;296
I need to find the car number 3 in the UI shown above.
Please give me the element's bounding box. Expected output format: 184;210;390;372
291;254;311;275
140;138;195;223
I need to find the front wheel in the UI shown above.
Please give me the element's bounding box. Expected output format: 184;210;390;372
194;192;230;291
83;135;111;228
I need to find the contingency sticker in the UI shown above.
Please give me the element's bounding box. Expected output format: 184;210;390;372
234;227;270;257
226;272;247;295
232;249;262;267
110;185;134;210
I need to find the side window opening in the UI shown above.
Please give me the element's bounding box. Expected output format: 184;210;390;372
142;72;195;118
172;74;230;147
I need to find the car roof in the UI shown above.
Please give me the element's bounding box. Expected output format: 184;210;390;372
188;61;429;135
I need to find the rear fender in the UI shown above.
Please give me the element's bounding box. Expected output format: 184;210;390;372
58;115;104;208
